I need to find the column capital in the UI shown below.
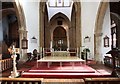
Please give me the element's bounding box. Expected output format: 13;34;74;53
95;33;103;37
18;29;28;34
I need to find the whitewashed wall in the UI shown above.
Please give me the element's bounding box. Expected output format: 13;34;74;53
19;0;40;52
81;1;100;59
101;4;111;62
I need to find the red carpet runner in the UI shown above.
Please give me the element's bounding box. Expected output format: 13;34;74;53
21;62;111;78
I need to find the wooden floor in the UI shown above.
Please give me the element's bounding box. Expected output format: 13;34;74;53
1;60;113;83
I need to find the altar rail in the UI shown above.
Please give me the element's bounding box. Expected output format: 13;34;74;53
0;78;42;84
84;78;120;84
0;58;13;72
43;48;77;57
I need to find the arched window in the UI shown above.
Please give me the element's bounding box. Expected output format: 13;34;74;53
111;20;117;49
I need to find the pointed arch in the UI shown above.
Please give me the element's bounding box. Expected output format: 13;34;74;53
53;26;67;51
48;12;70;49
1;0;27;60
50;12;70;25
13;0;27;61
39;0;81;51
94;1;109;61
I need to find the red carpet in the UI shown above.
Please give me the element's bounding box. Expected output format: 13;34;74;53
29;62;96;73
21;62;111;78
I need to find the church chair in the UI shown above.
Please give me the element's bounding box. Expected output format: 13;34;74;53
44;48;51;56
27;52;32;61
68;48;77;56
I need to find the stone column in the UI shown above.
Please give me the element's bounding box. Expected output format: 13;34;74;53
39;6;44;48
51;29;53;49
18;28;28;62
67;28;70;50
0;42;2;60
75;9;81;55
94;33;102;62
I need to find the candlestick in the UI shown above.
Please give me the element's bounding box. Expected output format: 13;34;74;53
9;45;19;78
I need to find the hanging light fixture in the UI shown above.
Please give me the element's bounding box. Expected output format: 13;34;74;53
22;37;28;49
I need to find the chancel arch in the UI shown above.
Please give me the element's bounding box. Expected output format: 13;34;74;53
39;1;81;52
48;12;70;50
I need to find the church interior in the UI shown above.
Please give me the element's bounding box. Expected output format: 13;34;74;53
0;0;120;83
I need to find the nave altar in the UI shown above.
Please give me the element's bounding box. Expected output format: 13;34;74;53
37;56;85;68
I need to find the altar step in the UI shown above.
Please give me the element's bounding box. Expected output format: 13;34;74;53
21;72;111;78
21;61;111;78
28;69;95;73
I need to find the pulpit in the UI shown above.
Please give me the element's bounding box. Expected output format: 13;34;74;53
106;49;120;77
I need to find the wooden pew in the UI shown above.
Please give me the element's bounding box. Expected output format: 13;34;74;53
1;77;120;84
84;77;120;84
0;78;43;84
